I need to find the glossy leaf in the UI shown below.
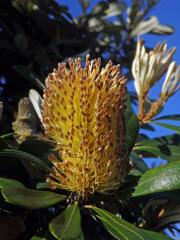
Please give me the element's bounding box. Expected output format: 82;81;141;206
49;202;82;240
125;97;139;154
1;182;66;209
89;206;170;240
133;162;180;197
0;177;24;189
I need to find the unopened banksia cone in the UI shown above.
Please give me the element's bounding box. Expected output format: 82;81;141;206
42;55;130;200
12;97;37;143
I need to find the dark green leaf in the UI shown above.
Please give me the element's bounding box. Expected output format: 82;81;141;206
20;137;53;160
0;149;50;172
130;152;149;172
135;134;180;161
49;202;82;240
89;206;170;240
133;162;180;197
0;137;9;149
140;123;155;131
135;145;180;162
125;96;139;154
152;122;180;134
154;114;180;121
113;176;139;199
1;182;66;209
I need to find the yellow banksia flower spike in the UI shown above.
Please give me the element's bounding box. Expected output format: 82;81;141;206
42;55;129;200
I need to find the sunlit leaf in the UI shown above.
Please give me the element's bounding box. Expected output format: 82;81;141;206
49;202;82;240
133;162;180;197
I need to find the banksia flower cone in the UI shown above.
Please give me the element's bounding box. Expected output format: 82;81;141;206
12;97;37;143
42;55;129;200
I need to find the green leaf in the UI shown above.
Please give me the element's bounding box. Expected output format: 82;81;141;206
135;145;180;162
1;178;66;209
36;182;49;190
49;202;82;240
140;123;155;132
0;137;9;149
125;96;139;154
152;122;180;134
130;152;149;173
0;177;24;189
77;233;85;240
135;134;180;161
133;162;180;197
89;206;170;240
154;114;180;121
31;236;47;240
0;149;50;172
20;137;53;161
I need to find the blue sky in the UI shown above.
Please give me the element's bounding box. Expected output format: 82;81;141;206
58;0;180;138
